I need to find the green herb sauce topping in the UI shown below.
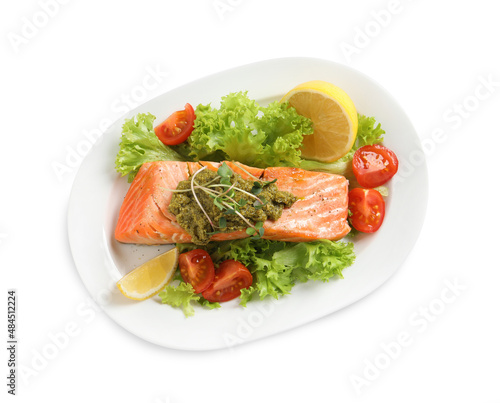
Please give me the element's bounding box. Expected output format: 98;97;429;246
168;163;297;245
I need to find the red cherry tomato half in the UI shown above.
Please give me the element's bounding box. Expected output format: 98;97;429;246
202;260;253;303
178;249;215;294
348;188;385;233
352;144;399;188
154;103;195;146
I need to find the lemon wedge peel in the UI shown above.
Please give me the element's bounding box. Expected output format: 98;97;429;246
281;80;358;163
116;247;179;301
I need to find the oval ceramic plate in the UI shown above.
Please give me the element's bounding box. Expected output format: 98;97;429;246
68;57;428;350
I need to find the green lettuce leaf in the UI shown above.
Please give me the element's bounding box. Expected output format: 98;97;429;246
115;113;183;182
356;114;385;148
187;92;313;167
158;282;200;317
373;185;388;197
273;240;355;283
199;297;221;310
239;286;256;307
177;238;355;307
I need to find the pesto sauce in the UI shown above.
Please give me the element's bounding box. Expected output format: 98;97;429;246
168;169;296;245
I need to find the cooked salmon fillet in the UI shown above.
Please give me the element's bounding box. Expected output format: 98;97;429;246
114;161;350;244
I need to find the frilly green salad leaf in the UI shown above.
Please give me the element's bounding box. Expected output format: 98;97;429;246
158;282;200;318
173;238;355;312
199;297;221;310
159;281;221;317
356;114;385;148
115;113;183;182
185;91;313;167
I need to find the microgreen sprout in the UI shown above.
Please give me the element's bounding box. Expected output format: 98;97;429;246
166;162;277;239
253;197;267;209
232;162;261;181
251;178;277;195
217;162;233;184
246;221;265;238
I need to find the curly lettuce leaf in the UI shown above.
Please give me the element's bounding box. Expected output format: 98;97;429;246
199;297;221;310
115;113;183;182
356;114;385;148
252;100;311;167
187;92;313;167
235;239;354;304
239;286;256;307
273;240;355;283
158;282;200;317
300;156;352;176
177;238;355;307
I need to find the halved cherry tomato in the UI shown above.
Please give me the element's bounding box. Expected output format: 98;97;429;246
154;103;195;146
348;188;385;233
202;260;253;303
178;249;214;293
352;144;398;188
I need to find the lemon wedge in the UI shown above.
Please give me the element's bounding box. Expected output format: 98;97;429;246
117;247;179;301
281;80;358;162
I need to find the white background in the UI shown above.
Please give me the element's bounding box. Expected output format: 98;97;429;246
2;0;499;402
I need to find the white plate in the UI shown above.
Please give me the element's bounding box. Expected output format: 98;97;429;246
67;57;428;350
